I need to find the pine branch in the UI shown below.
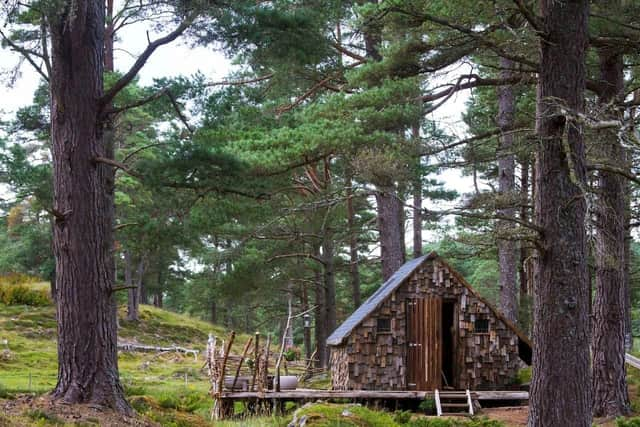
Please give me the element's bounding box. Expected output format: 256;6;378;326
166;90;194;134
100;14;195;108
587;163;640;186
276;60;364;115
267;253;326;265
419;128;532;156
0;28;49;82
106;88;169;115
92;156;143;179
421;73;535;103
512;0;543;33
204;73;274;87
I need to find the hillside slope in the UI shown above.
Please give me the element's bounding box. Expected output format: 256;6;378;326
0;301;253;426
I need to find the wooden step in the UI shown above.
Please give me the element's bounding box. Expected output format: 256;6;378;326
435;389;475;417
441;412;471;417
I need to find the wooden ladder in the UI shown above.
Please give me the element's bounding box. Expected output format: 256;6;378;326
435;389;475;417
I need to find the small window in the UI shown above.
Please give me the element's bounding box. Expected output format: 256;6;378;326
377;318;391;333
474;318;489;334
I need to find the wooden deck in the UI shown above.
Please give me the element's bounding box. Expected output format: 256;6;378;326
626;353;640;370
220;388;529;401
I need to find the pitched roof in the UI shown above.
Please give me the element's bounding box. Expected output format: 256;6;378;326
326;252;435;346
326;251;533;364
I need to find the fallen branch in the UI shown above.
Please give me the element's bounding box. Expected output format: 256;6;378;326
117;341;199;360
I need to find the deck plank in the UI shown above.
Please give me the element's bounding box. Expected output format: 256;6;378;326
219;389;528;401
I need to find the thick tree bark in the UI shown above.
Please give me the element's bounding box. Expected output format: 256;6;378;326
376;186;405;281
345;170;361;307
49;218;57;302
529;1;591;426
497;57;518;323
49;0;129;412
591;46;630;418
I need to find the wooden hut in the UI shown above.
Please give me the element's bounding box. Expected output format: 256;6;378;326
327;252;532;391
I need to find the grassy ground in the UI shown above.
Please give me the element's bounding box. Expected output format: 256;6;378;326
0;300;259;426
2;284;640;426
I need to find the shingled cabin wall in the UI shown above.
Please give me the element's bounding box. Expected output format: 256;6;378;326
330;257;521;391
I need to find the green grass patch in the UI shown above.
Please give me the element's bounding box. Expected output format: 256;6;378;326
292;403;398;426
0;283;50;306
617;417;640;427
404;418;504;427
25;408;65;425
515;367;531;385
288;404;504;427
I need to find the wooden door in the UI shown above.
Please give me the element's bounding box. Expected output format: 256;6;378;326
406;296;442;390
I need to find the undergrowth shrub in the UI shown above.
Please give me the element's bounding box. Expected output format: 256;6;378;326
617;417;640;427
418;397;436;415
0;284;50;306
157;389;209;413
393;409;412;424
0;272;39;286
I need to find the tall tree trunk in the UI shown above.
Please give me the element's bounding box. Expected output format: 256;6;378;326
104;0;114;73
210;299;217;324
153;293;163;308
313;249;327;368
49;0;129;412
624;204;632;351
591;45;630;417
322;227;337;337
137;272;147;305
412;120;423;258
301;283;312;361
529;1;591;426
49;217;57;302
125;251;138;321
360;0;405;280
376;186;405;281
497;57;518;323
625;88;640;352
345;169;361;307
519;158;529;300
518;159;531;334
362;0;381;61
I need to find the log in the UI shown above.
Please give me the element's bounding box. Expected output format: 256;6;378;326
118;342;199;360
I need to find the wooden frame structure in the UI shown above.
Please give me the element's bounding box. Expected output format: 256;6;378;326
327;252;532;391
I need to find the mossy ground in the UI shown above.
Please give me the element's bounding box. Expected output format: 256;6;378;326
0;300;258;426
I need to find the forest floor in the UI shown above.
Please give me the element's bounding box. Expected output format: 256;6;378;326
1;294;639;426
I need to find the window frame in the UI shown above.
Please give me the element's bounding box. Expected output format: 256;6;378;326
376;317;392;334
